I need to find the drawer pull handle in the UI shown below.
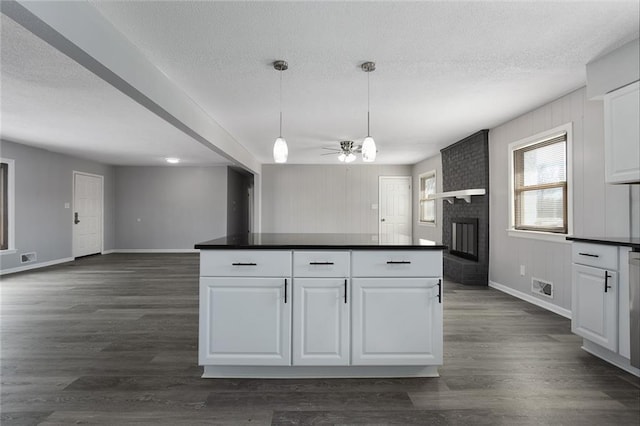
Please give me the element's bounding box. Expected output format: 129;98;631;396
284;278;288;304
578;253;599;258
344;279;348;304
231;262;257;266
309;262;334;265
437;279;442;304
387;260;411;264
604;272;612;293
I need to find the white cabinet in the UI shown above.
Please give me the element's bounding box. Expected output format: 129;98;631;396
199;277;291;365
352;278;442;365
292;251;350;366
293;278;350;365
198;247;444;377
604;81;640;184
351;250;443;366
572;265;618;351
199;250;292;366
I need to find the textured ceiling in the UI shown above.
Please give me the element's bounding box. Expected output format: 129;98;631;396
2;1;639;166
0;13;229;166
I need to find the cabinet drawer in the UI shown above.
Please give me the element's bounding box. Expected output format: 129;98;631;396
200;250;291;277
294;251;350;277
572;243;618;270
352;251;442;277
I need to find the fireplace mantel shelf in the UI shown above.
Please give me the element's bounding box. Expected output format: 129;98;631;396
428;189;486;204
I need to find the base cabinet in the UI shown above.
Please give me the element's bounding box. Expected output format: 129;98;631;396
199;277;291;365
293;278;350;366
572;265;618;351
352;278;442;365
199;248;444;377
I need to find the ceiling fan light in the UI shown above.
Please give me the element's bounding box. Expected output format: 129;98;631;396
361;136;377;162
273;137;288;163
345;153;356;163
338;153;347;162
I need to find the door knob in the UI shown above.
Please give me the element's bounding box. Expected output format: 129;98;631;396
381;218;386;222
74;212;80;224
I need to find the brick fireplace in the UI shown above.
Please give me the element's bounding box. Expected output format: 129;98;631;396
441;130;489;286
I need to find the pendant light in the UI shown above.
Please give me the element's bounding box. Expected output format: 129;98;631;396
273;60;288;163
361;61;377;162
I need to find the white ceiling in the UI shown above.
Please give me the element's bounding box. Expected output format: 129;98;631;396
2;1;639;167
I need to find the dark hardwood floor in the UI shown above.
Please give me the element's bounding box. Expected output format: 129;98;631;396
1;253;638;425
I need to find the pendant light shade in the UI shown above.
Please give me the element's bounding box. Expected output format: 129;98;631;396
361;61;377;162
273;136;288;163
273;60;288;163
361;136;376;162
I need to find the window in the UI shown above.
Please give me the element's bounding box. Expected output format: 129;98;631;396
509;124;572;237
419;171;436;224
0;158;14;252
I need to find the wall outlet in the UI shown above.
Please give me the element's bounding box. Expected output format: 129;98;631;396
520;265;525;276
64;202;70;209
371;204;378;210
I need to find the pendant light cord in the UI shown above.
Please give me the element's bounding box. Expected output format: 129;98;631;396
279;68;283;138
367;69;371;137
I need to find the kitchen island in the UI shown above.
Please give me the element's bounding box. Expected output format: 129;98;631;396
195;233;446;378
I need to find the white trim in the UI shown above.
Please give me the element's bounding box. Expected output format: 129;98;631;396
0;257;74;276
1;158;15;251
488;280;571;319
507;122;573;237
102;249;116;255
506;229;572;243
72;171;104;258
111;249;200;253
582;339;640;377
202;365;439;379
0;249;17;255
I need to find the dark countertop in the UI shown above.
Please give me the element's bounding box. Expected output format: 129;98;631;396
566;236;640;251
195;233;447;250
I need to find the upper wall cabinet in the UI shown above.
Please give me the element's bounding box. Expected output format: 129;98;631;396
604;81;640;184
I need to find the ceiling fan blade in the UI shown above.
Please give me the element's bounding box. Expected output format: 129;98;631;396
321;152;339;156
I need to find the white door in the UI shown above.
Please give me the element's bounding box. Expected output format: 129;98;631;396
379;176;412;244
293;278;350;366
199;277;291;366
572;264;618;351
351;277;442;365
73;172;103;258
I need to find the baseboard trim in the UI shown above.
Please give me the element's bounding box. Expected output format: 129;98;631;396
0;257;74;276
488;280;572;319
582;339;640;377
102;249;116;255
110;249;200;253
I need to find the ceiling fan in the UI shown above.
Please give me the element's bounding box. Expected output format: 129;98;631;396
322;140;362;163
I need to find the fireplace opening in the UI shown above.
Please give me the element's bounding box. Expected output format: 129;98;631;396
450;218;478;261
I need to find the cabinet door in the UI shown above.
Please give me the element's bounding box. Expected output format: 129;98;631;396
572;264;618;351
604;81;640;184
351;278;442;365
293;278;350;365
199;277;291;365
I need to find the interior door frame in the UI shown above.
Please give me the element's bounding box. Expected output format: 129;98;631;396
72;171;104;258
378;176;412;241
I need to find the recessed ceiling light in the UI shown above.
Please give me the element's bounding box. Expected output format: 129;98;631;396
165;157;180;164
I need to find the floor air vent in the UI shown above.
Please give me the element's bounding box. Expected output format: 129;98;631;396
532;277;553;299
20;252;37;263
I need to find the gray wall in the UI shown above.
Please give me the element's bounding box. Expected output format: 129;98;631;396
489;87;630;312
114;166;227;250
412;154;443;244
262;164;412;233
0;140;115;271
